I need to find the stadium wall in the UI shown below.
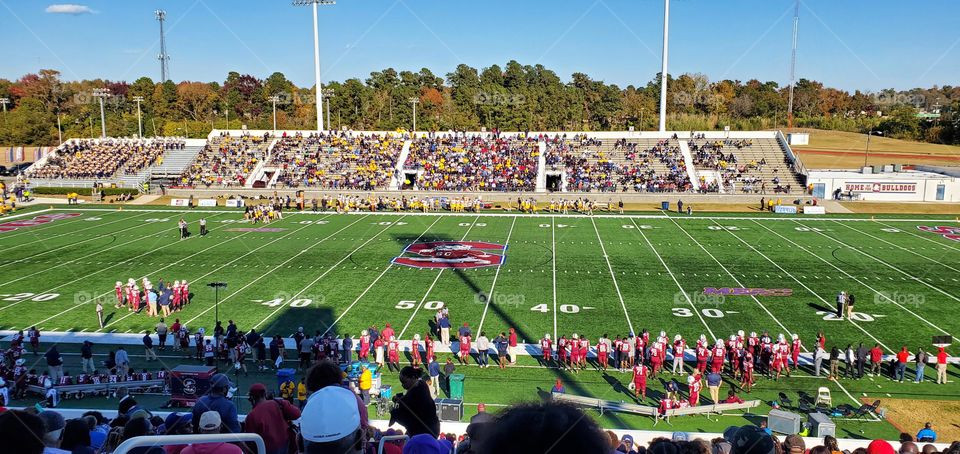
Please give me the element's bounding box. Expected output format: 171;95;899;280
806;170;960;202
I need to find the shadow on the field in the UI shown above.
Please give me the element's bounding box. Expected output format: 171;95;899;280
262;305;338;340
807;302;834;314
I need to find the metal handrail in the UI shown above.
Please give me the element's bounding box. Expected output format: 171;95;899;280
112;433;266;454
377;435;410;454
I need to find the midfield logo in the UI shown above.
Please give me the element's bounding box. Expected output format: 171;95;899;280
917;226;960;242
703;287;793;297
0;213;82;233
392;241;507;269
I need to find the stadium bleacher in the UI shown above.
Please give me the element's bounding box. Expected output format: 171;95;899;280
690;137;804;194
177;133;271;188
269;132;403;190
26;138;183;184
547;136;692;192
403;135;539;191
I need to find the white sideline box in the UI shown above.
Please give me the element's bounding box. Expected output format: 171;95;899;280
198;199;217;207
226;199;245;208
804;206;826;214
170;199;190;207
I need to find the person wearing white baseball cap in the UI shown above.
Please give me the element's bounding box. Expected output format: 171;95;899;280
299;386;363;454
181;411;242;454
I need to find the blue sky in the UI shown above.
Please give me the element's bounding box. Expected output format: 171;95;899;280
1;0;957;91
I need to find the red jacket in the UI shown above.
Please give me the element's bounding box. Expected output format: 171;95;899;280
244;399;301;453
938;349;948;365
870;347;883;362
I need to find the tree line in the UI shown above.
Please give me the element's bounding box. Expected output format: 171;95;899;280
0;61;958;147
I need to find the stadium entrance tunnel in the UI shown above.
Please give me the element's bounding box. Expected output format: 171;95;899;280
546;174;562;192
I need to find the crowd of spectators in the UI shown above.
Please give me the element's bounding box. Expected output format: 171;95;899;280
27;138;183;180
404;134;538;191
551;137;692;192
270;132;402;190
179;133;270;188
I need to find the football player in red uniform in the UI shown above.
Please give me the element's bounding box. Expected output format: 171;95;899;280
387;336;401;371
711;339;726;374
411;334;422;367
687;373;702;406
632;362;648;401
741;350;755;392
540;334;553;367
359;330;370;361
791;334;803;370
597;334;609;370
672;334;686;375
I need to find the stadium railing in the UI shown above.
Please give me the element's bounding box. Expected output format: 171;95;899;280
112;433;266;454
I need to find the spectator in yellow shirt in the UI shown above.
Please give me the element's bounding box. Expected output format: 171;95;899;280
297;378;307;409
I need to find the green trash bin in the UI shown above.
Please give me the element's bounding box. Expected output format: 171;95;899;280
449;374;465;399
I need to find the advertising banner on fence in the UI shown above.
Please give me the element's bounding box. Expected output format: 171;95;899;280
804;206;826;214
774;205;798;214
198;199;217;207
843;182;917;194
170;199;190;207
226;199;245;208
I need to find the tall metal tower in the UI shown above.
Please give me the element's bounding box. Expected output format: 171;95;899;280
787;0;799;128
156;10;170;82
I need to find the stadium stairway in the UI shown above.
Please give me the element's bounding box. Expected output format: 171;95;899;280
389;140;412;190
146;143;205;178
536;141;547;192
678;140;700;188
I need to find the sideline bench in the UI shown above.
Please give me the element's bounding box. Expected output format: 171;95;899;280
552;392;760;422
27;379;165;400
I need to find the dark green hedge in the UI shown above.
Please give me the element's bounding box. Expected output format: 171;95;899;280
31;187;139;196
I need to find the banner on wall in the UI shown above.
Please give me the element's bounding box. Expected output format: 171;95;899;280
774;205;798;214
198;199;217;207
226;199;245;208
804;206;826;214
843;182;917;194
170;199;190;207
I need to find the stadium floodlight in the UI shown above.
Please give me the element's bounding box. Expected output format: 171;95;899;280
292;0;336;132
207;282;228;355
322;88;335;130
0;97;9;113
269;95;281;132
409;97;420;134
92;88;112;138
658;0;669;132
133;96;145;138
864;131;883;167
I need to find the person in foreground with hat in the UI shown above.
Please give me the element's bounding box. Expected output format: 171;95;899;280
38;410;70;454
191;374;240;434
723;425;776;454
0;410;47;454
389;366;440;438
299;386;364;454
244;383;301;454
160;412;193;454
181;411;242;454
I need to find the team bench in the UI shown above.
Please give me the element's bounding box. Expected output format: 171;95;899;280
27;379;166;400
551;392;658;416
551;392;760;422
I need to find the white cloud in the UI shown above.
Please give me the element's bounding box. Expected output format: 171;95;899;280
45;4;96;15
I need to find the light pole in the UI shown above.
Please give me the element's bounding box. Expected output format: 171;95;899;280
322;89;334;130
658;0;670;132
409;97;420;134
93;88;111;138
293;0;336;132
133;96;144;138
864;130;883;167
0;98;8;113
269;95;280;132
56;112;62;145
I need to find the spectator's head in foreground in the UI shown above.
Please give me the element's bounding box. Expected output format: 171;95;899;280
475;402;608;454
0;410;46;454
399;366;423;391
724;425;775;454
198;411;222;434
868;440;896;454
38;410;66;448
301;386;362;454
306;359;343;392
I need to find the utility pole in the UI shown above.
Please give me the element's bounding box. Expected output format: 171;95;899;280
323;89;335;130
133;96;144;138
93;88;111;138
409;97;420;134
292;0;336;131
787;0;799;128
269;95;280;132
658;0;670;132
156;10;171;82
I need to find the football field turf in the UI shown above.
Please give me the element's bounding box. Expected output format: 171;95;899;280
3;205;960;436
2;206;959;351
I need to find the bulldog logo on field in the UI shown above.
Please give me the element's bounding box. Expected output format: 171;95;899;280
392;241;507;269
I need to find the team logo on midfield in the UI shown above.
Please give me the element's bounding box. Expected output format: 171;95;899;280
392;241;507;269
918;226;960;242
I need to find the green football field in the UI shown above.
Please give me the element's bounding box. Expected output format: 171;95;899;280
2;205;960;436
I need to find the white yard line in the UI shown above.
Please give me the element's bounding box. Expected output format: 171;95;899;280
0;213;232;311
670;218;797;339
476;216;517;334
398;216;480;339
551;218;558;341
872;219;960;251
24;213;247;328
754;220;954;337
711;220;892;352
796;220;960;305
0;210;127;245
590;217;635;335
0;208;53;222
321;216;443;336
0;212;155;270
43;207;960;222
630;217;716;341
254;215;409;331
834;221;960;273
98;215;337;331
182;215;370;328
